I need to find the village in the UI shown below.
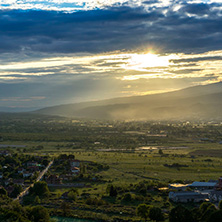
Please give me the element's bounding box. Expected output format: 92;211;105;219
168;177;222;204
0;150;51;198
0;150;109;200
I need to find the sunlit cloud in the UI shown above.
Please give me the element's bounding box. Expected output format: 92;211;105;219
0;50;222;83
121;53;177;71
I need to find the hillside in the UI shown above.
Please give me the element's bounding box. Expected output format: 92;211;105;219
34;82;222;121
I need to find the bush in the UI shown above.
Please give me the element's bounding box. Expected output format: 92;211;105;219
149;206;164;222
28;206;50;222
136;204;150;221
121;193;132;202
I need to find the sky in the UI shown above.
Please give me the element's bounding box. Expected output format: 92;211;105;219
0;0;222;110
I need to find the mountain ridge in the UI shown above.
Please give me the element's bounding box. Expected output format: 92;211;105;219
34;82;222;120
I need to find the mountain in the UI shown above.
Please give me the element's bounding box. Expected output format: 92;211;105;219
34;82;222;121
0;106;41;113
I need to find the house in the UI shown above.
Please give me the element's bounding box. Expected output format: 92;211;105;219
27;166;40;172
94;142;100;145
5;185;15;196
18;168;24;174
70;160;80;167
46;174;62;184
188;181;217;190
23;171;33;178
0;150;11;156
216;177;222;189
209;191;222;202
169;191;209;203
27;161;38;167
60;174;73;181
71;167;80;174
3;178;11;186
13;179;24;186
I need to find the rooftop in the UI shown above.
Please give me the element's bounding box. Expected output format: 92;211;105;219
189;182;217;187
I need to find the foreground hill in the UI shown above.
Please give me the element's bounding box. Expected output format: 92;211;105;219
34;82;222;121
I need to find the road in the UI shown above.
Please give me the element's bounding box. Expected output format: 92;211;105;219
14;160;53;201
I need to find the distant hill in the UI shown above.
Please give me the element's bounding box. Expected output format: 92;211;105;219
0;106;39;113
34;82;222;121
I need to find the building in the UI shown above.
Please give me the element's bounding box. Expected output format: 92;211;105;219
209;191;222;202
46;174;62;184
0;150;11;156
23;171;33;178
13;179;24;186
188;181;217;190
27;161;38;167
60;174;73;181
17;168;24;174
169;191;209;203
71;167;80;174
70;160;80;167
217;177;222;189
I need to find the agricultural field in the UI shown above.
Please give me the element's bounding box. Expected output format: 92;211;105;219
1;114;222;221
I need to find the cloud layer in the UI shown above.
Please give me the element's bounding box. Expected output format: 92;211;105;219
1;1;222;54
0;0;222;109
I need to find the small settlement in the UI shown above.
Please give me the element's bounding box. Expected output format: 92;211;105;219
169;177;222;203
44;158;81;185
0;150;50;198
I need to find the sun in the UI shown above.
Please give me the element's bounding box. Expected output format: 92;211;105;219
123;53;173;71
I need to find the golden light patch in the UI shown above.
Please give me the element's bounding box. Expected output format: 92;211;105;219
122;53;176;71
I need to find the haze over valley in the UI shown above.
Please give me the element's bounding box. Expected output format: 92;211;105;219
33;82;222;121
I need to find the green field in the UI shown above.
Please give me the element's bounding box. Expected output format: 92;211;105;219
1;114;222;221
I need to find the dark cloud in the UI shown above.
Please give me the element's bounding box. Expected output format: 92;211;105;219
181;3;210;15
142;0;160;5
171;56;222;64
0;2;221;54
170;68;202;74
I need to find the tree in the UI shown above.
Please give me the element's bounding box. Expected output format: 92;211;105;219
191;207;201;222
4;210;29;222
207;210;222;222
107;184;117;197
200;204;217;222
149;206;164;222
136;204;150;221
60;202;71;217
34;196;41;204
200;202;215;214
0;187;7;196
159;149;163;155
30;181;49;197
67;191;76;201
29;206;50;222
122;193;132;202
219;200;222;210
169;205;195;222
10;184;23;198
